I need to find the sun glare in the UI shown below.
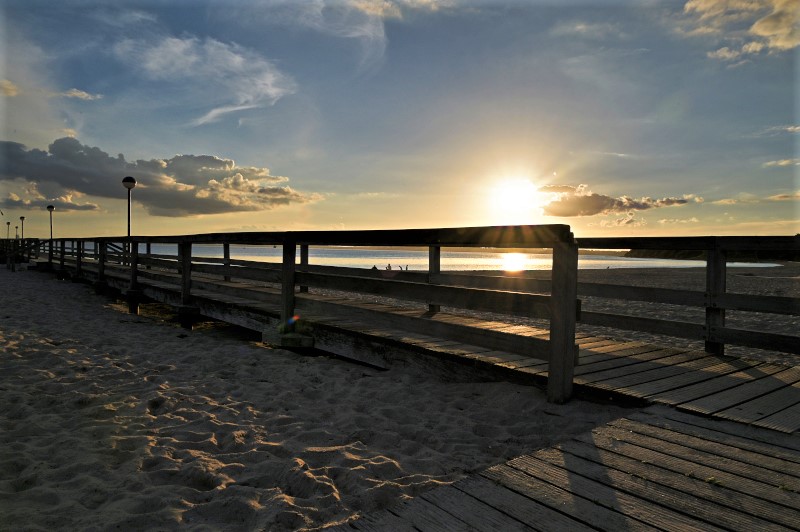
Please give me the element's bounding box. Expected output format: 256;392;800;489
488;177;546;225
500;252;527;272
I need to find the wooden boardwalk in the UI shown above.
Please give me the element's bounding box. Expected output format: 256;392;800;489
32;262;800;530
330;407;800;531
45;261;800;435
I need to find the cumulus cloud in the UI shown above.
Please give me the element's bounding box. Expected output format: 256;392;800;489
113;36;296;125
681;0;799;61
1;138;321;217
538;184;697;217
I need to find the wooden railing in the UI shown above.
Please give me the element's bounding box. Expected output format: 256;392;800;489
34;230;799;396
40;225;580;403
577;236;799;356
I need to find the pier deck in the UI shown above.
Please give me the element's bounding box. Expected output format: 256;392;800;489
331;407;800;531
30;261;800;530
43;260;800;435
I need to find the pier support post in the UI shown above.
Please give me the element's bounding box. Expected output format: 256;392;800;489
178;241;200;329
299;244;309;293
94;241;108;295
705;242;727;355
57;240;69;280
126;241;141;314
72;241;83;282
428;245;441;313
281;237;297;333
548;236;578;404
223;242;231;281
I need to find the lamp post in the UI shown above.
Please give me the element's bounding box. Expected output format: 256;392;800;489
5;221;8;239
19;216;25;240
122;176;136;263
46;205;54;239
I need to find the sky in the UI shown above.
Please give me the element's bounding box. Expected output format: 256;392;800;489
1;0;798;240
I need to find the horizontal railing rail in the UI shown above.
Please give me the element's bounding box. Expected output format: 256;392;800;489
32;229;798;395
39;225;580;403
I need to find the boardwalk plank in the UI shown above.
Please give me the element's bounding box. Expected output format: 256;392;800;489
573;428;800;511
388;496;478;531
753;402;800;433
419;485;533;531
652;363;785;406
554;437;800;530
533;444;786;531
597;423;800;496
580;350;705;386
610;418;800;480
452;476;596;532
678;366;800;416
715;379;800;425
481;464;658;531
631;359;755;399
628;408;800;465
573;347;686;377
506;455;722;532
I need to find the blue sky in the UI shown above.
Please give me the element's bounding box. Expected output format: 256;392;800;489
1;0;797;239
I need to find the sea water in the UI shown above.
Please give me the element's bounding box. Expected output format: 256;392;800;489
142;244;777;271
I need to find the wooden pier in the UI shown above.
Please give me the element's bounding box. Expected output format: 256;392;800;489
16;225;800;530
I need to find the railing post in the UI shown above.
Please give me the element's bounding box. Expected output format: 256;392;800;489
126;242;142;314
179;241;192;305
428;245;441;313
74;241;83;280
299;244;309;293
705;241;726;355
145;242;151;270
176;241;199;329
281;237;297;332
58;239;66;277
223;242;231;281
548;234;578;404
94;241;108;294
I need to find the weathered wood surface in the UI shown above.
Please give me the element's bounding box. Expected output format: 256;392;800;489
42;258;800;433
334;406;800;531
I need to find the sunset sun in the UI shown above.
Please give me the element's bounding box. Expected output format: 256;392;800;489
488;177;549;225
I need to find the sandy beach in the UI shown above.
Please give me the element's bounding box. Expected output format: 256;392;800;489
0;268;633;531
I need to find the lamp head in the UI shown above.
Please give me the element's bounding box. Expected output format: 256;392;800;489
122;176;137;190
47;205;55;212
19;216;25;221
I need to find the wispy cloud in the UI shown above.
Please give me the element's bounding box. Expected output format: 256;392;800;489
1;138;321;217
658;217;700;224
1;80;19;96
538;184;701;217
680;0;799;62
766;191;800;201
114;36;296;125
59;88;103;100
551;20;627;40
763;158;800;167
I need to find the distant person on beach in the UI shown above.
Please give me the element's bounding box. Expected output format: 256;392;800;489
371;265;378;270
386;264;392;270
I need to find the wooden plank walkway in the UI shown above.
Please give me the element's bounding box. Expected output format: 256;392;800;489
46;261;800;434
35;262;800;530
330;407;800;531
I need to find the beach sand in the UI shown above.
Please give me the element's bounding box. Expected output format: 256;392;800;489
0;268;633;531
